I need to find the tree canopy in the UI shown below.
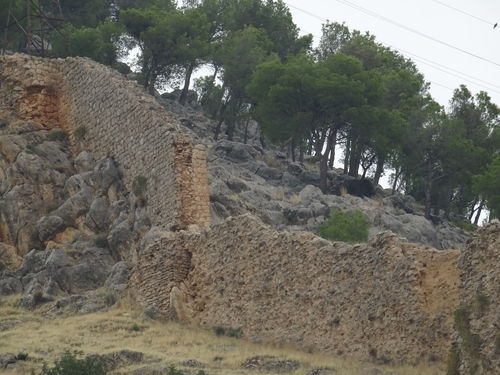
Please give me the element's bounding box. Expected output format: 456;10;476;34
1;2;498;223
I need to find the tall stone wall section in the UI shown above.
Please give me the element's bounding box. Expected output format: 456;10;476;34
0;54;210;230
452;223;500;375
131;214;460;364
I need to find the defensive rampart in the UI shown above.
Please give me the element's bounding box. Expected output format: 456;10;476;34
0;54;210;230
131;214;461;363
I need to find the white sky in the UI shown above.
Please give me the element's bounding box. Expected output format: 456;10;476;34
284;0;500;109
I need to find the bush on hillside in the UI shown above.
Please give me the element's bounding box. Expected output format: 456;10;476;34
38;351;107;375
318;209;369;243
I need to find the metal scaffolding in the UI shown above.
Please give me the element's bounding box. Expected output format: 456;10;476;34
2;0;65;56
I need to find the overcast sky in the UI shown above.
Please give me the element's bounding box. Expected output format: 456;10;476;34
284;0;500;109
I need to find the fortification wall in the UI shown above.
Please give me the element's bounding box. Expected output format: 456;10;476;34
453;223;500;375
131;214;460;364
0;54;210;229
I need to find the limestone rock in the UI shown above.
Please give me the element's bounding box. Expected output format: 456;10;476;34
36;216;65;242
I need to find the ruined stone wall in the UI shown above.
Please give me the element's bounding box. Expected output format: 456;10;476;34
0;55;62;129
0;54;210;230
131;214;460;364
453;223;500;375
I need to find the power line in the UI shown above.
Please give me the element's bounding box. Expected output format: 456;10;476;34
284;1;497;95
331;0;500;69
391;47;500;95
430;0;495;27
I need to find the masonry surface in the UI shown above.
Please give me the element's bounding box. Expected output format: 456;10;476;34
0;54;210;230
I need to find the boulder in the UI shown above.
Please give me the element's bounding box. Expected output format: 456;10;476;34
36;216;65;242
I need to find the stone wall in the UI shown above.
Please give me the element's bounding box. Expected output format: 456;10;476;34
131;214;460;364
0;54;210;230
452;223;500;375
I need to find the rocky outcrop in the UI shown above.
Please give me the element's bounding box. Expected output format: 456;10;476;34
451;223;500;375
132;214;460;363
0;114;147;309
205;140;469;250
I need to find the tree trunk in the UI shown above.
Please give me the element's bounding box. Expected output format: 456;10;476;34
320;129;336;193
214;88;229;141
348;143;361;177
443;189;453;220
468;200;478;221
291;137;296;162
424;160;433;220
179;61;196;106
474;199;485;225
373;157;385;186
243;117;250;144
299;144;304;163
343;137;350;174
328;130;337;169
391;167;401;195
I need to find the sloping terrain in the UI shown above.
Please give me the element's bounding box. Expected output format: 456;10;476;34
0;296;445;375
159;98;470;251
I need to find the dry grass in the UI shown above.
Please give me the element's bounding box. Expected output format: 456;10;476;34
289;193;302;206
256;154;283;169
0;296;445;375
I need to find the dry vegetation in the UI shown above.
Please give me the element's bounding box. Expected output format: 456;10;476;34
0;296;445;375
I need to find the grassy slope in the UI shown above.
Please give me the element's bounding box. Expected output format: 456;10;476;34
0;296;445;375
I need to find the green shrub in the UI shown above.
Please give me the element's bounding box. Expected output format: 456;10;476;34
167;366;184;375
453;305;482;364
93;235;108;248
446;345;460;375
132;176;148;196
46;130;68;142
38;351;107;375
74;126;87;142
0;263;5;272
318;209;369;243
454;306;471;336
452;220;476;232
16;353;28;361
226;328;242;338
130;323;141;332
213;326;242;338
103;293;116;307
213;326;226;336
473;293;489;317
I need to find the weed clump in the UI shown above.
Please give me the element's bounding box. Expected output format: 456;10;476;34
446;344;460;375
74;126;87;142
38;351;107;375
213;326;242;338
472;293;489;317
318;209;369;243
452;220;476;232
132;175;148;196
93;235;108;248
46;130;68;142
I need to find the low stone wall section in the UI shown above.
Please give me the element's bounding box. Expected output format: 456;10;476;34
131;214;460;364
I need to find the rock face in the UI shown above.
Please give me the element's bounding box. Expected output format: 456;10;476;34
132;214;460;363
0;53;210;231
0;113;146;309
452;223;500;375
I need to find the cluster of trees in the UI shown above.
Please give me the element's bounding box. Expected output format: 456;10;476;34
1;0;498;222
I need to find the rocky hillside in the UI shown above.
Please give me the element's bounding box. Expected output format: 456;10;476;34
159;96;470;251
0;110;145;312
